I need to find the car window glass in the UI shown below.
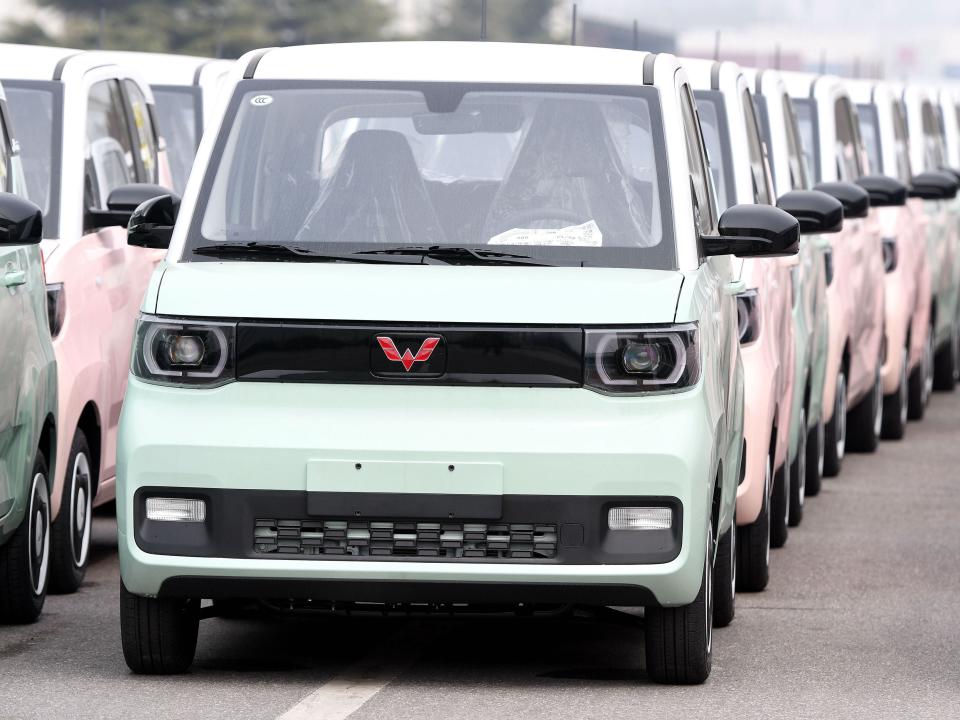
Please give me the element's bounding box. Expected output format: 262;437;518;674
679;84;717;234
856;104;882;175
693;95;730;211
123;79;158;184
890;100;912;183
152;87;198;194
835;96;862;181
86;79;136;210
742;88;772;205
921;100;945;170
782;94;810;190
793;98;820;182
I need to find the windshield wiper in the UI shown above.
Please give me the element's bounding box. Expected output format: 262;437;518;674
357;246;553;266
192;243;415;264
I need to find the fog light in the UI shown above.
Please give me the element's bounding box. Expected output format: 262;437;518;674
608;507;671;530
145;497;206;522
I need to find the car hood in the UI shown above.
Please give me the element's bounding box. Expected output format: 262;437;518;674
151;262;684;325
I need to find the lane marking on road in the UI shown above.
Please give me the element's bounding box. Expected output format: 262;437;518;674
276;625;424;720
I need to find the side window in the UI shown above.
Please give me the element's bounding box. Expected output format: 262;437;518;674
742;88;772;205
921;101;945;169
86;79;136;211
834;96;862;181
890;100;912;184
123;80;158;184
783;94;810;190
0;110;10;193
679;84;717;237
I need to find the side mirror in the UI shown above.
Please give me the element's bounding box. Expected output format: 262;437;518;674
776;190;844;235
0;192;42;246
813;182;870;219
855;175;907;207
910;171;959;201
703;204;800;258
127;193;180;249
938;167;960;184
85;183;171;230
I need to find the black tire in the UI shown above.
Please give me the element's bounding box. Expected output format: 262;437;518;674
646;523;713;684
712;523;735;629
908;325;934;420
805;413;824;497
788;408;806;527
120;581;199;674
881;349;908;440
49;429;94;593
823;368;847;477
0;453;51;624
736;455;770;592
769;458;789;549
847;368;882;453
933;321;958;391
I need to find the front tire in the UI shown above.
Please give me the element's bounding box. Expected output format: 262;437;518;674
736;455;770;592
908;327;934;420
805;413;824;497
0;453;51;624
788;407;806;527
769;458;789;549
823;368;847;477
712;523;735;628
645;523;713;684
933;321;958;391
120;582;199;674
881;349;908;440
49;430;94;593
847;368;882;453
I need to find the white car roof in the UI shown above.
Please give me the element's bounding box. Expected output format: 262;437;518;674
0;43;80;81
92;51;227;86
246;41;655;86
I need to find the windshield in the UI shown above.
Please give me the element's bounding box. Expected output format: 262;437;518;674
2;80;62;237
856;103;882;175
793;98;820;183
692;92;734;211
152;85;200;195
188;82;675;269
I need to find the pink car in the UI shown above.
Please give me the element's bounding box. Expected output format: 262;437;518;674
786;72;887;476
1;45;170;592
849;80;932;439
688;59;796;591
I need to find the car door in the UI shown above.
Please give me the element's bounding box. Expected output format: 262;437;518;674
0;105;24;515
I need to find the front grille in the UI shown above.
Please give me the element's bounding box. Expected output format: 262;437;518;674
254;519;558;560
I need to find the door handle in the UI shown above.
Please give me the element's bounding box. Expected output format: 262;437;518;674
2;270;26;287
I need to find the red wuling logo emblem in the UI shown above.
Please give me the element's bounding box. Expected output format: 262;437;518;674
376;336;441;372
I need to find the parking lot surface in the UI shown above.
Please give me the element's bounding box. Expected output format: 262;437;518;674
2;395;959;720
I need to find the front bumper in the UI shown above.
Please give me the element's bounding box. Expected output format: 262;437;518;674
117;378;732;607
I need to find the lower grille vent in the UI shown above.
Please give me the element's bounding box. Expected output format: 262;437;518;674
254;519;558;560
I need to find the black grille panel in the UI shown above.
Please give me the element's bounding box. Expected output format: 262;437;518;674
254;519;558;560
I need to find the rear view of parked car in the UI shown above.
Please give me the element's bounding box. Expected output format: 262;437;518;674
116;43;800;683
1;44;173;594
0;80;58;624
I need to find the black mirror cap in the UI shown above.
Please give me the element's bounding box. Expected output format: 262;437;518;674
86;183;173;230
937;167;960;184
813;182;870;219
0;192;42;246
855;175;907;207
776;190;844;235
703;204;800;258
910;171;959;201
127;193;181;249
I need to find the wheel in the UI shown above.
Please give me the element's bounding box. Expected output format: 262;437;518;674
735;455;770;592
823;368;847;477
881;349;908;440
769;458;789;549
805;413;824;497
847;368;882;453
712;523;735;628
645;522;713;684
933;321;958;391
120;581;199;674
0;453;51;624
908;327;934;420
788;408;806;527
49;430;94;593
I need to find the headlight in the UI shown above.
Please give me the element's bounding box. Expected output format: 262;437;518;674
736;289;760;344
584;324;700;394
882;236;897;273
132;314;235;387
46;283;65;337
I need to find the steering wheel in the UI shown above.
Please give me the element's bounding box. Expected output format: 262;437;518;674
494;207;586;231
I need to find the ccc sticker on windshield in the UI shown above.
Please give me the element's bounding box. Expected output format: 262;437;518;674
250;94;274;107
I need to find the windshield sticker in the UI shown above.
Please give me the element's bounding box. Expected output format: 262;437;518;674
250;94;274;107
488;220;603;247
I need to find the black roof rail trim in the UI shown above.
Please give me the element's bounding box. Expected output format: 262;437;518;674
710;61;721;91
243;48;273;79
642;53;657;85
193;59;213;86
52;53;82;81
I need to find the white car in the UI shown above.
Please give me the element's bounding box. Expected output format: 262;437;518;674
96;52;234;194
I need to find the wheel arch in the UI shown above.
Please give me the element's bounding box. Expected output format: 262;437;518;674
76;401;102;495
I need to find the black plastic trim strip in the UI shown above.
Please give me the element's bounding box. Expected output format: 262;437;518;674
710;61;722;91
642;53;657;85
243;48;273;79
52;53;81;80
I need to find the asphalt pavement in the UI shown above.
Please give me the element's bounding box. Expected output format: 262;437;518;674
2;394;959;720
